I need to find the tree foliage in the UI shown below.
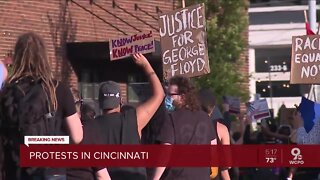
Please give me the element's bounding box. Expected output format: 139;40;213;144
187;0;250;103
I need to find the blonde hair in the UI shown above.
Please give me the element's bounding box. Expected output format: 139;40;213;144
8;32;58;110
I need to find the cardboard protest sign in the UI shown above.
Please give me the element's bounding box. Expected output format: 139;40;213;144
159;3;210;79
291;35;320;84
246;99;270;121
223;96;241;114
110;31;155;61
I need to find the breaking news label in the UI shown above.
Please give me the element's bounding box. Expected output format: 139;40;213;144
24;136;69;147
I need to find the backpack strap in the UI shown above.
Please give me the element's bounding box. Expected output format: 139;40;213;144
42;87;57;136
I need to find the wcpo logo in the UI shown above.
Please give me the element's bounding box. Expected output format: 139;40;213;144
289;147;304;164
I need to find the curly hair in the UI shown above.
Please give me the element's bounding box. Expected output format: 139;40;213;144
169;76;200;111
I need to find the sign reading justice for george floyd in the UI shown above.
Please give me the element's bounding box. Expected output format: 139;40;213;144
291;35;320;84
159;3;210;79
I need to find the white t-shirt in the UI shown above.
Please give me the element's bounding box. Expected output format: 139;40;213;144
297;119;320;144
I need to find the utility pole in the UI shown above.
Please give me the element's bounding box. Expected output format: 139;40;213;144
182;0;185;8
267;59;273;110
309;0;317;32
309;0;318;101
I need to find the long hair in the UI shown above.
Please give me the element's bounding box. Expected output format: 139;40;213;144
169;76;200;111
8;32;58;110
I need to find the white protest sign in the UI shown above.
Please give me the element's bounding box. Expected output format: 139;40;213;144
110;31;155;61
24;136;69;147
246;99;270;121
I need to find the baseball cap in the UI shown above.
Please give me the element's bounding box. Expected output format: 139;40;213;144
99;81;121;109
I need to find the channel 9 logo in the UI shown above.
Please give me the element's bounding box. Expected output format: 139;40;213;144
289;147;304;164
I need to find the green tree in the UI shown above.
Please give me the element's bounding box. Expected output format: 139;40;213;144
187;0;250;103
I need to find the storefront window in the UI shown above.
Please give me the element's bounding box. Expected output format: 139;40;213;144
256;81;301;97
255;48;291;73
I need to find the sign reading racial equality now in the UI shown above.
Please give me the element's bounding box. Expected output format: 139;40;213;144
159;3;210;79
291;35;320;84
109;31;155;61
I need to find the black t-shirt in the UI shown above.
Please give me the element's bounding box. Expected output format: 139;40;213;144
47;82;77;176
55;82;77;134
157;108;216;180
82;106;146;180
141;100;168;144
84;105;140;145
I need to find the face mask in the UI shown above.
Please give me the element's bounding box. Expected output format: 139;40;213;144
165;95;175;111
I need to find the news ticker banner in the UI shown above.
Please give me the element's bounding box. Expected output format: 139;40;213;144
20;145;320;167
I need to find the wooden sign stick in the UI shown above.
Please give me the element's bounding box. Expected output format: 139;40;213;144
304;10;308;23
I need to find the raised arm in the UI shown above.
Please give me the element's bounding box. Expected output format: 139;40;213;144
132;53;165;137
66;113;83;144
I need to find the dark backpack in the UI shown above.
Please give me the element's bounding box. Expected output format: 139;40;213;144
0;77;57;179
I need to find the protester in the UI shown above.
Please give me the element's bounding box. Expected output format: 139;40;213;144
290;110;320;180
141;99;168;145
84;53;164;180
294;110;320;144
0;32;85;179
153;76;216;180
0;61;8;89
198;88;231;180
81;103;96;125
70;87;96;125
67;88;106;180
220;102;232;132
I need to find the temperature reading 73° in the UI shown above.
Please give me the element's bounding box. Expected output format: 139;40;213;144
266;157;277;163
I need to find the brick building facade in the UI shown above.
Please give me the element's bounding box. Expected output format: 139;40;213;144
0;0;248;112
0;0;177;104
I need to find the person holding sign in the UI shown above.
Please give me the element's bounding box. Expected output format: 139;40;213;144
83;53;165;180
